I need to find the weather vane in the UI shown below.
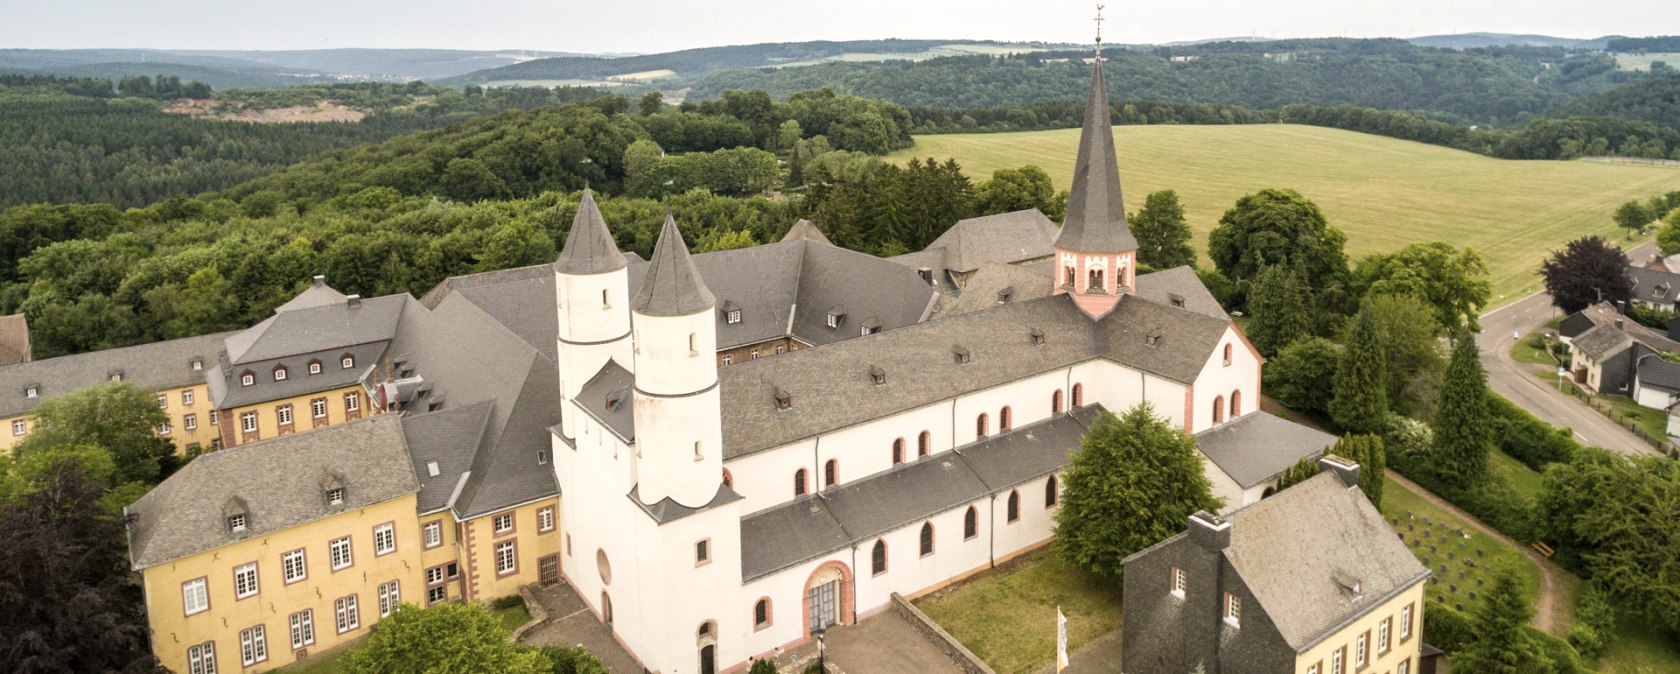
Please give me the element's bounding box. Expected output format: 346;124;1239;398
1094;4;1106;56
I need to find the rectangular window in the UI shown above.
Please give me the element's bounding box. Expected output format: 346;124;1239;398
695;539;710;565
1379;618;1391;654
1308;665;1319;674
345;392;360;412
182;577;209;616
378;580;401;617
11;419;25;436
1224;593;1241;626
240;412;257;433
239;625;267;666
312;398;328;418
187;641;217;674
1398;659;1410;674
721;354;733;366
495;541;517;575
233;562;259;599
1332;647;1345;674
289;609;315;649
282;549;307;583
241;373;254;386
1400;603;1413;640
494;513;514;534
334;594;360;633
158;394;168;408
159;421;171;435
374;523;396;556
1356;632;1368;667
423;521;442;548
427;585;448;605
276;404;293;426
183;390;195;406
184;413;197;430
329;536;353;570
1171;567;1186;597
209;409;218;425
426;566;444;585
750;349;760;360
538;507;555;532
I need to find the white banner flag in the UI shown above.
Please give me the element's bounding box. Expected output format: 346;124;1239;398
1057;606;1069;672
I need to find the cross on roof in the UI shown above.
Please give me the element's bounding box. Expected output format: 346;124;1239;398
1094;4;1106;55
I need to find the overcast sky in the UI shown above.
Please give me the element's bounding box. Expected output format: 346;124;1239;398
3;0;1674;52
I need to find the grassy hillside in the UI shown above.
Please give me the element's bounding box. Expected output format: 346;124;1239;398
889;124;1680;300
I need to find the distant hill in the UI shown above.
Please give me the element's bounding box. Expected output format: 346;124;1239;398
0;61;335;89
438;39;1050;86
168;48;588;82
1407;33;1613;50
1549;75;1680;132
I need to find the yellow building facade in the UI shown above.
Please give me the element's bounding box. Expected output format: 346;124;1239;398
1295;583;1426;674
219;384;370;448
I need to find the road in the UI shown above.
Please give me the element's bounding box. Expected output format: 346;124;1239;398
1475;240;1660;457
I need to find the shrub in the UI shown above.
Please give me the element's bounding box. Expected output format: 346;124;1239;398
491;594;526;610
749;659;779;674
1487;395;1581;471
539;646;610;674
1423;599;1474;652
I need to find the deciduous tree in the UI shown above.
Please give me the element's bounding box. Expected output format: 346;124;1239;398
14;381;175;486
1353;241;1491;332
1129;189;1196;270
1613;199;1654;237
1540;236;1632;314
1206;188;1349;305
973;166;1058;220
1054;404;1221;579
1263;336;1341;414
341;602;544;674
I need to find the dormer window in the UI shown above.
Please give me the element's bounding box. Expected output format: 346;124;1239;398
327;487;344;505
604;387;627;412
228;513;247;532
997;286;1014;304
308;360;322;375
273;366;288;381
341;354;355;369
722;301;741;325
24;385;38;398
773;387;792;411
224;496;249;534
826;305;846;328
240;371;255;386
1145;329;1162;347
869;365;886;386
1030;328;1046;346
953;345;972;365
190;358;203;371
1169;293;1186;308
108;369;123;382
860;317;882;336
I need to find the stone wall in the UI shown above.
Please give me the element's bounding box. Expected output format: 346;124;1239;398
888;592;995;674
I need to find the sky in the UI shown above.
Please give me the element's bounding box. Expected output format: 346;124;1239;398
1;0;1675;52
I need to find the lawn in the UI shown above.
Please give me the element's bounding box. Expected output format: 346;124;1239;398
1487;448;1546;500
1380;475;1543;619
916;548;1122;674
1600;614;1680;673
888;125;1680;300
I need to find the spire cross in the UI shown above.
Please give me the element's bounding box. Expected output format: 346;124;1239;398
1094;4;1106;56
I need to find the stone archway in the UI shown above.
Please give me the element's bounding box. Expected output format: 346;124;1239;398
802;560;854;637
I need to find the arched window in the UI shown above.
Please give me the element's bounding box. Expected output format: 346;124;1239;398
1046;475;1059;508
1223;343;1233;366
1072;384;1084;407
892;438;905;465
1063;264;1076;287
1007;490;1021;523
1052;390;1064;414
1213;396;1225;424
1088;268;1105;292
963;506;978;540
918;431;931;457
753;598;772;630
722;468;733;489
976;413;989;439
920;522;934;557
602;289;609;307
688;333;697;354
1000;406;1013;431
824;459;838;488
871;539;887;575
1231;390;1242;418
794;469;808;496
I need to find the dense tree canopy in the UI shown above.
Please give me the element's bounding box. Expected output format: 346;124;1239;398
1207;188;1350;307
1245;265;1315;358
1263;337;1341;416
1353;241;1491;333
342;602;544;674
1329;302;1391;434
1431;333;1492;487
1540;236;1633;314
13;382;176;487
1129;189;1196;270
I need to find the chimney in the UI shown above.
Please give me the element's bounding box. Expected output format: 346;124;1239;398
346;294;362;308
1320;454;1361;488
312;275;326;287
1186;510;1231;551
1616;318;1625;331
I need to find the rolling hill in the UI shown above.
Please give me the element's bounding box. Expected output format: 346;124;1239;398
888;124;1680;299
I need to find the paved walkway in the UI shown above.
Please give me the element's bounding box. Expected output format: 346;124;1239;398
1034;628;1122;674
1387;470;1573;635
520;583;644;673
1476;241;1660;458
778;610;966;674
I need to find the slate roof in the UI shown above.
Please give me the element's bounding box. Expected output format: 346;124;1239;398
401;401;495;514
577;359;635;442
718;293;1229;459
931;262;1054;319
920;210;1061;272
211;339;390;410
1055;57;1138;254
1636;355;1680;394
1563;302;1680;353
1222;473;1429;651
738;407;1104;581
126;414;419;569
781;219;832;245
631;213;715;317
1197;412;1337;488
1135;266;1228;320
0;331;230;419
555;189;628;275
0;313;30;365
1628;264;1680;305
222;284;406;365
1572;323;1636;361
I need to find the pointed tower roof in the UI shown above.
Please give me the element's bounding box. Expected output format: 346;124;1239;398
555;188;627;275
631;213;716;317
1054;57;1138;254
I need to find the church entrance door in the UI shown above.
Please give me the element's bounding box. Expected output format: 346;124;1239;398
807;580;837;633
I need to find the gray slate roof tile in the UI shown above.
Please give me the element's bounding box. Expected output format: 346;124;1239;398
555;189;628;275
1628;264;1680;305
1573;323;1635;361
1637;355;1680;394
631;213;715;317
1196;412;1337;488
0;331;229;418
1055;59;1138;254
577;359;635;442
1135;266;1228;320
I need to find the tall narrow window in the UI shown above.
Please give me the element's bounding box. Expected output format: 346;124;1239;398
334;594;360;633
754;598;772;629
1007;490;1020;522
963;506;978;540
794;468;808;496
1063;264;1075;287
239;625;268;666
1052;389;1063;414
1045;475;1059;507
378;580;401;617
892;438;905;465
1400;603;1413;640
918;430;931;457
282;549;307;583
1171;567;1187;597
234;563;259;599
919;522;934;556
373;523;396;555
1379;617;1391;654
1225;593;1242;627
976;413;989;438
187;642;217;674
330;536;353;570
1213;396;1225;424
182;577;209;616
871;539;887;575
999;406;1012;431
289;609;315;649
1223;343;1233;366
824;459;837;487
1072;383;1084;407
1230;390;1242;418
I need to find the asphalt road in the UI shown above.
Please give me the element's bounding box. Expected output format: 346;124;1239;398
1474;240;1660;457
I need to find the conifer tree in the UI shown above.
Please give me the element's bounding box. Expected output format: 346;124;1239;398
1455;569;1545;674
1431;332;1491;486
1246;265;1315;357
1331;434;1386;508
1329;304;1390;434
1130;189;1196;269
1275;452;1325;491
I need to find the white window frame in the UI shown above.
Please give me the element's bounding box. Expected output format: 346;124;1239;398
494;513;514;534
159;421;171;435
378;580;401;617
495;541;517;574
1332;649;1344;674
1398;659;1410;674
240;625;267;666
1400;604;1413;639
335;594;360;633
311;398;327;418
11;419;25;436
327;487;344;505
427;585;448;605
1171;567;1186;598
234;562;259;599
1224;593;1241;627
423;521;442;548
273;367;287;381
240;412;257;433
538;507;555;532
826;314;838;328
282;549;307;584
182;390;194;405
1379;618;1391;654
209;409;218;426
721;354;733;366
346;391;361;412
374;523;396;555
726;309;741;324
241;373;254;386
289;609;315;649
157;394;168;408
24;386;37;398
187;641;217;674
184;413;197;430
309;361;322;375
182;577;209;616
276;405;293;426
329;536;353;570
1356;633;1368;667
342;355;355;369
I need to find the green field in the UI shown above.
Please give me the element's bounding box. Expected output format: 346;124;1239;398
888;125;1680;300
1614;52;1680;71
